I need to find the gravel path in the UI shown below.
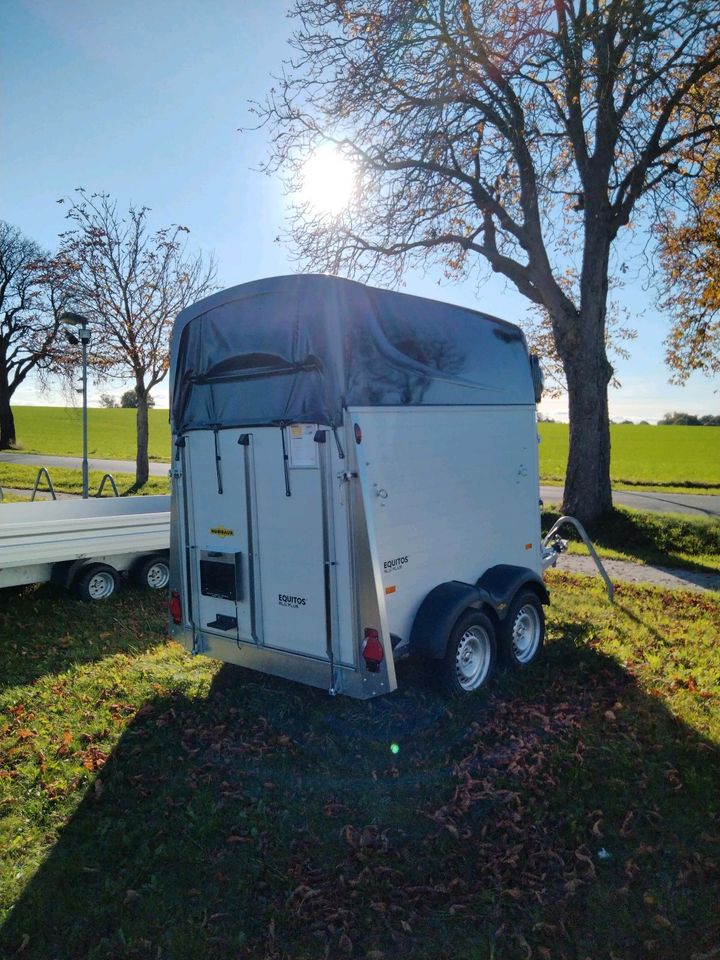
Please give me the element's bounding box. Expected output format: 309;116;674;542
0;487;77;501
555;553;720;593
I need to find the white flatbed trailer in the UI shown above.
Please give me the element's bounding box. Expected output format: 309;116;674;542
0;496;171;600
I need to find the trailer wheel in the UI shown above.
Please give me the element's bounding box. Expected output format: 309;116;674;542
74;563;119;602
132;555;170;591
499;590;545;668
439;610;496;695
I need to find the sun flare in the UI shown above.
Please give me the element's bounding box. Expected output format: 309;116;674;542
301;145;355;215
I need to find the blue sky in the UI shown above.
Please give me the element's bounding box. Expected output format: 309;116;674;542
2;0;717;421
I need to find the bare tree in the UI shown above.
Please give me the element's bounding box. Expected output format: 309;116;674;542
0;222;66;449
57;191;216;487
256;0;720;523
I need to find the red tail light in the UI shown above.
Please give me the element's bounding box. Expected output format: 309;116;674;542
169;591;182;625
361;627;384;672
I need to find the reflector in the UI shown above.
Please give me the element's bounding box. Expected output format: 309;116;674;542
169;590;182;625
361;627;384;672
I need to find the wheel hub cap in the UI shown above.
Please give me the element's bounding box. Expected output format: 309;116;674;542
511;605;541;663
455;626;491;691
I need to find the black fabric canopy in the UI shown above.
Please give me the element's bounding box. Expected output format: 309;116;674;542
170;275;535;433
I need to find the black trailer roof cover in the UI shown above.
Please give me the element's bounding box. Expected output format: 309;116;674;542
170;274;534;432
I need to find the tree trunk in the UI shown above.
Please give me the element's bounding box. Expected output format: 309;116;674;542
562;356;613;525
135;384;150;488
556;219;614;526
0;367;16;450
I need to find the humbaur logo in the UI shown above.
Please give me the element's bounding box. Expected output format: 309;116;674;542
210;526;234;538
383;555;409;572
279;593;307;609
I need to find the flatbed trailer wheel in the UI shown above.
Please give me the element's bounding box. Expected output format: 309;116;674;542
439;610;497;695
133;555;170;591
74;563;119;602
499;590;545;668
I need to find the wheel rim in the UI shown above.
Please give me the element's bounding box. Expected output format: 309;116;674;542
511;604;541;663
88;571;115;600
146;562;169;589
454;625;492;691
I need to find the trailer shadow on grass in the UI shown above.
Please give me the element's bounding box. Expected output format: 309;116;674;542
2;608;719;960
0;585;166;692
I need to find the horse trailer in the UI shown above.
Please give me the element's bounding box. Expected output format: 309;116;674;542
168;275;548;698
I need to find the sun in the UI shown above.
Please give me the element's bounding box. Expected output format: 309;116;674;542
301;145;355;215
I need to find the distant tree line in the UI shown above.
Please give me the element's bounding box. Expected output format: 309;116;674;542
659;412;720;426
100;389;156;410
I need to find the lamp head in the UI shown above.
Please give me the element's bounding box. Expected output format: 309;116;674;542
59;310;91;343
59;310;89;327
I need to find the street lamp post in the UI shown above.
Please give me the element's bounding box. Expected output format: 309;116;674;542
59;311;91;499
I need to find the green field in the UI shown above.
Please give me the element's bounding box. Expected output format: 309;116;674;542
539;421;719;490
11;406;171;462
0;576;718;959
7;407;720;491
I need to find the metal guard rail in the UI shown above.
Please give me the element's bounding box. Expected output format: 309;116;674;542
31;467;58;501
542;515;615;603
94;473;119;497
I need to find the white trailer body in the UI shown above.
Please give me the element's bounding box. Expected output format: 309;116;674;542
0;496;170;596
168;275;546;699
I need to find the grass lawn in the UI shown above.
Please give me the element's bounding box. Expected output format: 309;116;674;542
542;506;720;574
539;422;720;492
11;407;171;462
7;408;720;492
0;463;169;498
0;576;718;960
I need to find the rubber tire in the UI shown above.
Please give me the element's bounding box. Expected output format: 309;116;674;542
438;609;497;696
74;563;119;602
132;555;170;591
498;590;545;669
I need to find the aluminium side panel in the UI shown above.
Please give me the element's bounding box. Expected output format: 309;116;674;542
349;405;541;645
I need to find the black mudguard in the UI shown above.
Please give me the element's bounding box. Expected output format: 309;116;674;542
409;580;490;660
475;564;549;618
408;568;549;661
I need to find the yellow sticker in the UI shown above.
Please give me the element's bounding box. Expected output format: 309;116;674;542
291;425;303;438
210;526;234;538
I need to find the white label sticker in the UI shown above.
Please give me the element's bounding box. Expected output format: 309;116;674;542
287;423;318;468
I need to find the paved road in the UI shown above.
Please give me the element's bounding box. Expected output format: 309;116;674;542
0;453;717;517
540;484;719;518
0;451;169;477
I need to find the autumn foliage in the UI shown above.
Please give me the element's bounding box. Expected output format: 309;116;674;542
659;163;720;382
